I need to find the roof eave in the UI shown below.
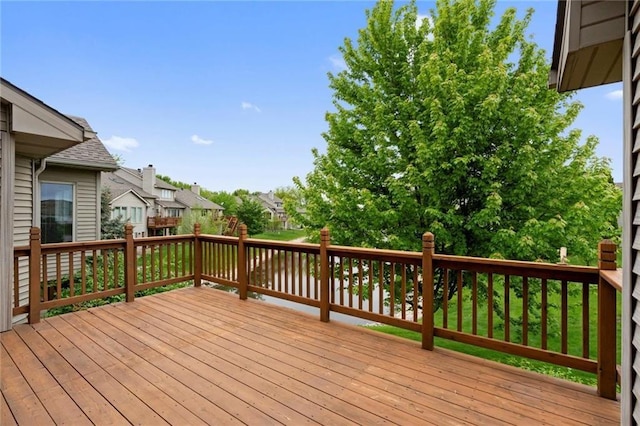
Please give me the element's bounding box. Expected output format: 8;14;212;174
549;0;567;90
47;158;118;171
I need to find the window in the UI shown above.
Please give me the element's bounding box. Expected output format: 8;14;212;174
167;208;182;217
160;189;172;199
112;206;128;220
112;206;142;223
131;207;143;223
41;182;73;244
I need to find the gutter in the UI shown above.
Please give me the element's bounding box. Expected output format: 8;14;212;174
32;159;47;226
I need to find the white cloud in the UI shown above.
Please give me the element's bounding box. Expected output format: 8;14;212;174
241;101;261;113
102;136;139;152
416;14;434;41
416;14;429;28
191;134;213;145
329;54;347;71
605;89;623;100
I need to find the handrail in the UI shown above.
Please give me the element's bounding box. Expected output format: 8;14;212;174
434;254;599;283
11;224;620;399
600;268;622;292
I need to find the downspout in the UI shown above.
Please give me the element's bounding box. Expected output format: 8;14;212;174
32;159;47;227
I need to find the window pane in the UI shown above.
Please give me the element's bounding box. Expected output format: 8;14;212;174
41;183;73;244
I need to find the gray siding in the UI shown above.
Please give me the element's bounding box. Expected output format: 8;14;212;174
40;166;100;241
111;191;148;237
627;0;640;422
13;155;32;322
0;102;7;132
14;156;32;246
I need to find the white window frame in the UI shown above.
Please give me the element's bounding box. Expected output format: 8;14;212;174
112;206;128;221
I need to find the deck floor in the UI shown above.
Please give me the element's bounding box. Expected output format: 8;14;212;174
1;287;620;425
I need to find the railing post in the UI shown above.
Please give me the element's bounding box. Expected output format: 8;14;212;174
194;223;202;287
28;227;41;324
422;232;435;350
237;224;248;300
124;224;135;302
597;239;617;399
320;228;331;322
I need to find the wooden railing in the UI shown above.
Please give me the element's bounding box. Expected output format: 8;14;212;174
12;224;621;399
12;226;195;317
147;216;182;228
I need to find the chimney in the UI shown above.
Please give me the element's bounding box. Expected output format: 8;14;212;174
191;182;200;196
142;164;155;195
268;190;274;200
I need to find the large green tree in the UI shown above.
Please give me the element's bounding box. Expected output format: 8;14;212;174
237;197;268;235
294;0;620;265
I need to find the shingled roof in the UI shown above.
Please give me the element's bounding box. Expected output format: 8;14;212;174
47;115;118;171
175;188;224;211
119;167;178;190
102;171;156;200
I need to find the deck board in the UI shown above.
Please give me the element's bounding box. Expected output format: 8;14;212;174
1;286;620;425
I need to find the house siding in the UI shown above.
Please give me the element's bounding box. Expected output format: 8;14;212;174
111;191;148;237
40;166;99;241
13;155;32;323
627;1;640;422
0;102;7;132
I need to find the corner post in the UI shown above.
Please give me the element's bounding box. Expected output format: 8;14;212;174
421;232;435;350
194;223;202;287
320;228;331;322
238;224;248;300
28;227;42;324
597;239;617;399
124;224;135;302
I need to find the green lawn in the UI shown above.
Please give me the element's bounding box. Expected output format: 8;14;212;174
366;284;622;387
251;229;306;241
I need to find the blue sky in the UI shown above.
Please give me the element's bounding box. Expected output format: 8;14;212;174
1;1;623;192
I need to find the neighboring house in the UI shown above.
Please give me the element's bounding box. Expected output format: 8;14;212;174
102;171;153;237
0;77;117;331
550;0;630;421
175;183;224;218
105;165;186;236
254;191;289;229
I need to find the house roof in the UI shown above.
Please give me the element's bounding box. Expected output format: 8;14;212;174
155;200;186;209
255;192;285;213
154;178;176;190
0;77;84;133
120;167;178;190
102;171;156;200
1;77;88;158
112;188;151;206
47;116;118;171
175;188;224;211
549;0;624;92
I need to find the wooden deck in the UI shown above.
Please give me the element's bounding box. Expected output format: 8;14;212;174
1;287;620;425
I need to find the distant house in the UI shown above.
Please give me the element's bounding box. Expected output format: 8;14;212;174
103;165;187;236
101;171;153;237
1;77;117;331
175;184;224;218
253;191;289;229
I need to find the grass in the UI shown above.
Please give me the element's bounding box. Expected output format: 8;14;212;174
251;229;306;241
365;281;622;387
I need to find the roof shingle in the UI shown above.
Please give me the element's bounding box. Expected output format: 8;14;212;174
48;115;118;170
